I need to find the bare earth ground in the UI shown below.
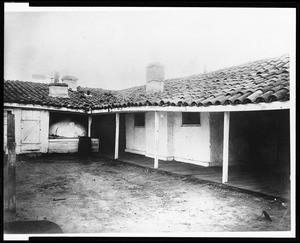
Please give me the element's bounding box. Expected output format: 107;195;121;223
4;154;291;233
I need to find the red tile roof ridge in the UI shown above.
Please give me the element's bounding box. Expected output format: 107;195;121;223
4;79;48;85
163;54;288;83
4;54;290;109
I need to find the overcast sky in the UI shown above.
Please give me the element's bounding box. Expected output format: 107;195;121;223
4;6;295;90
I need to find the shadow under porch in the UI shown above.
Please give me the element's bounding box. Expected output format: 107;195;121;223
96;109;290;202
101;151;290;201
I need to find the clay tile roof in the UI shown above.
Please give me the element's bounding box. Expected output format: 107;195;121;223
4;54;290;110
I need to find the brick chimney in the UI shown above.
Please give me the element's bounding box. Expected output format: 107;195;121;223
49;83;69;98
146;62;164;93
61;75;78;91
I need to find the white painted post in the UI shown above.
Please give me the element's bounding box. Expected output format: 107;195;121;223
88;115;92;137
154;111;159;169
114;113;120;159
222;111;230;183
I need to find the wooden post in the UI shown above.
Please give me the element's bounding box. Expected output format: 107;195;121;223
222;111;230;183
88;115;92;137
154;111;159;169
7;111;16;214
114;113;120;159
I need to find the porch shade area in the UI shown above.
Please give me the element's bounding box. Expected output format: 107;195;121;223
103;109;290;200
91;113;126;154
104;151;290;200
212;109;290;171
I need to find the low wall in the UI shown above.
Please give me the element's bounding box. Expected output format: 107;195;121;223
48;138;99;153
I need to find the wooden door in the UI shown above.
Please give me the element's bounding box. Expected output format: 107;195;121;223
20;110;41;152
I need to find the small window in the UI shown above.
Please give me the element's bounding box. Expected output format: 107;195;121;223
182;112;201;125
134;113;145;127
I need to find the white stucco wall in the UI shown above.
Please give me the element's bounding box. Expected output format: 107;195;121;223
167;112;174;158
145;111;173;160
172;112;211;165
125;111;173;160
3;109;9;151
125;111;211;166
125;113;146;154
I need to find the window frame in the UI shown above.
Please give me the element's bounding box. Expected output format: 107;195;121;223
134;113;145;127
181;112;201;126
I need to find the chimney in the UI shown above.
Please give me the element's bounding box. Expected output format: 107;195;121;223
203;65;207;74
61;75;78;91
53;71;60;83
146;62;164;93
49;83;69;98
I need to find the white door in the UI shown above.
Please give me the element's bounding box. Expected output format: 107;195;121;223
20;110;41;152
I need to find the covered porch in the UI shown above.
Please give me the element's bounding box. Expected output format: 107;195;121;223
92;102;291;201
103;151;290;201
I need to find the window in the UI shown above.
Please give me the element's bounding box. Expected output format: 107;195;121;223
134;113;145;127
182;112;201;125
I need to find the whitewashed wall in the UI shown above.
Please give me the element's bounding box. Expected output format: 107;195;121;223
125;111;212;166
145;111;173;160
172;112;211;166
3;109;10;152
125;113;146;155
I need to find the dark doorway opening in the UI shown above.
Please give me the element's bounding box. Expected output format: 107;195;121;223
210;109;290;199
91;113;126;154
231;109;290;173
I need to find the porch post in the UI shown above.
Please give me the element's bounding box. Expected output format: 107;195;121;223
7;111;16;214
154;111;159;169
88;115;92;137
222;111;230;183
114;113;120;159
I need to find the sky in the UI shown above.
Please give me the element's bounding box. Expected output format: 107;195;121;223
4;5;296;90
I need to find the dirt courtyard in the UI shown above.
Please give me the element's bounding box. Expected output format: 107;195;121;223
4;154;291;234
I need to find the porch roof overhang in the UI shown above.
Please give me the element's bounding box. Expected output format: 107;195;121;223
88;101;290;114
4;102;88;114
4;100;290;114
